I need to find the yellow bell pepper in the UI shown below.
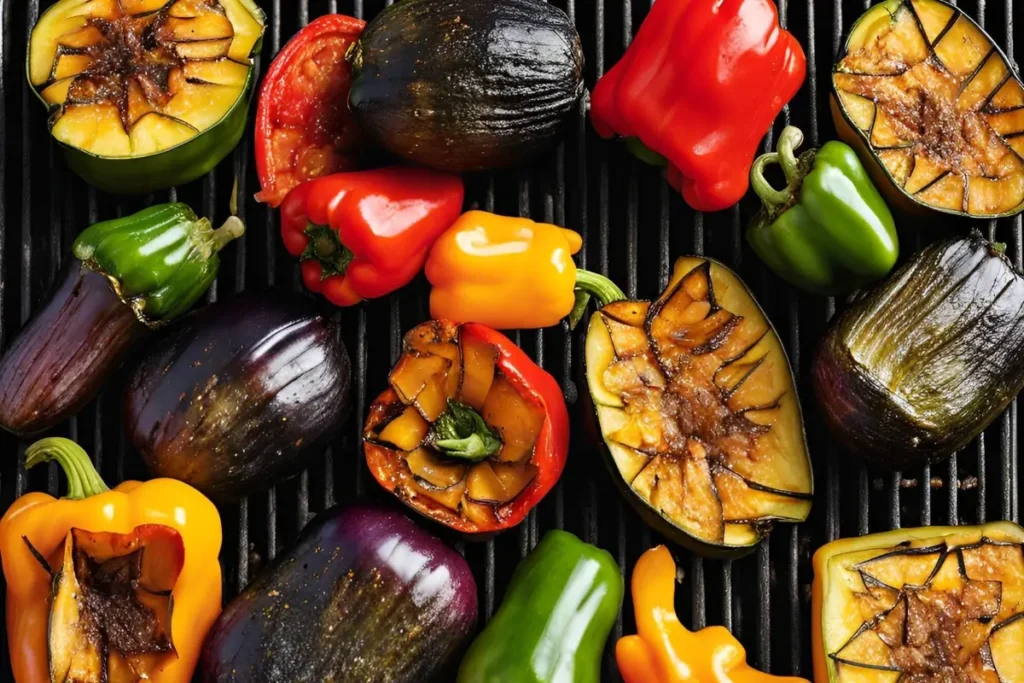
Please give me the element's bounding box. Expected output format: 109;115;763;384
424;210;624;330
618;546;809;683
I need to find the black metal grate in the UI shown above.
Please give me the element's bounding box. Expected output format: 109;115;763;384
1;0;1021;680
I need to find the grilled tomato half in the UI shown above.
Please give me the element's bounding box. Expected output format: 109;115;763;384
832;0;1024;218
28;0;265;193
583;257;813;558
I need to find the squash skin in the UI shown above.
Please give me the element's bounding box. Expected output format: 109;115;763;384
348;0;584;172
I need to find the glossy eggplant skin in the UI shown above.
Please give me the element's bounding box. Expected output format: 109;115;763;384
813;234;1024;468
199;504;478;683
348;0;584;172
124;291;350;501
0;262;147;436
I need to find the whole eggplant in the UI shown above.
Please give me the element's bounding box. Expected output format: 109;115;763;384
124;290;350;501
813;233;1024;468
200;504;478;683
0;204;243;436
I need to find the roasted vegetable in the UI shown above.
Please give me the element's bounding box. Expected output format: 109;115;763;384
813;234;1024;468
584;256;813;557
590;0;805;212
618;546;809;683
255;14;365;207
458;530;623;683
0;438;221;683
425;211;626;330
812;523;1024;683
832;0;1024;218
124;291;351;502
200;504;477;683
28;0;265;193
348;0;584;173
365;321;570;534
748;126;898;296
281;168;464;307
0;204;243;436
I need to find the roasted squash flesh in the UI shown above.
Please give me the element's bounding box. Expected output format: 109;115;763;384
833;0;1024;217
586;257;812;551
365;321;544;532
29;0;263;158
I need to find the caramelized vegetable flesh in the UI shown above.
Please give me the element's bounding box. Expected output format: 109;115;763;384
48;525;185;683
29;0;263;158
819;525;1024;683
834;0;1024;217
365;321;544;532
586;257;812;550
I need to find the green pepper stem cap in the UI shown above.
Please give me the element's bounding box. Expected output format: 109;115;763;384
431;400;503;462
25;438;110;500
569;270;627;330
751;126;814;212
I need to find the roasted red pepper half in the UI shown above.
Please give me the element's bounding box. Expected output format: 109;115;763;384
281;168;465;306
364;321;570;534
590;0;807;212
255;14;366;207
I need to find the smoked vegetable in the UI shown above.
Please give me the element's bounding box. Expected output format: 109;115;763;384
348;0;584;173
255;14;365;207
618;546;809;683
425;211;625;330
590;0;806;212
281;168;464;307
0;438;222;683
748;126;898;296
0;204;243;436
584;257;813;557
813;234;1024;468
833;0;1024;217
812;523;1024;683
200;504;477;683
28;0;266;193
365;321;570;534
124;291;351;502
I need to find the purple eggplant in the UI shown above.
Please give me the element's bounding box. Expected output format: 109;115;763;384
123;290;350;501
200;504;478;683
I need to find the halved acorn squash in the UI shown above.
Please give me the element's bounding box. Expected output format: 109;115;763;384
584;256;813;558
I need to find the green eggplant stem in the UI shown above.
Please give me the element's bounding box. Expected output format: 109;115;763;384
302;222;355;280
25;438;110;500
432;400;503;462
751;126;809;210
570;270;627;330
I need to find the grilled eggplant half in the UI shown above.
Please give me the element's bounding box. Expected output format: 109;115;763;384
584;257;813;558
813;234;1024;468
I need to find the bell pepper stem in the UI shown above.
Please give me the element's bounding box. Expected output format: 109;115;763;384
570;270;627;330
750;126;809;210
301;222;355;279
212;216;246;252
431;400;503;462
777;126;805;185
25;438;110;500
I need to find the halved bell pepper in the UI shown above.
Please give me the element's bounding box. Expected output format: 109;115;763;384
28;0;266;193
619;546;808;683
458;530;623;683
281;167;465;306
812;523;1024;683
364;321;570;534
0;438;222;683
590;0;806;212
748;126;898;296
425;210;625;330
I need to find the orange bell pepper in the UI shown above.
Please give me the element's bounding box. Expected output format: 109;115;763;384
424;210;625;330
0;438;222;683
617;546;809;683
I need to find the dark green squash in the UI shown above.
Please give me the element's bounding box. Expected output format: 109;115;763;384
348;0;584;172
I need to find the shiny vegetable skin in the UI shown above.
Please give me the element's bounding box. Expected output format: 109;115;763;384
200;504;477;683
124;291;350;501
813;234;1024;468
457;530;623;683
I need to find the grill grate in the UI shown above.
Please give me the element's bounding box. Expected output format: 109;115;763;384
1;0;1022;681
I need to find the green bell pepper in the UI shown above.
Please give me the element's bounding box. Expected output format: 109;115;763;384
457;530;623;683
747;126;898;296
73;204;245;324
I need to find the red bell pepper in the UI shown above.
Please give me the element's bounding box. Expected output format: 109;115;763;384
364;321;570;534
590;0;806;213
280;168;465;306
255;14;366;207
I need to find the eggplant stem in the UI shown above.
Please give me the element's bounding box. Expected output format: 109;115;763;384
25;438;110;500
